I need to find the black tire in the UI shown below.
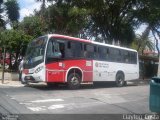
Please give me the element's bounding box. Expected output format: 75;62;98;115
21;80;29;86
67;73;81;89
115;73;125;87
21;80;27;84
124;81;127;86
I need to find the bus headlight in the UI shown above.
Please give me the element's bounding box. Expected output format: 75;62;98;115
35;66;43;73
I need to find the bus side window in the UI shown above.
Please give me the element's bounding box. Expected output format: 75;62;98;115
106;48;110;61
116;50;122;62
74;42;83;58
59;43;65;58
83;44;87;57
84;44;94;59
65;41;72;58
124;51;129;63
98;47;107;60
46;40;54;58
109;48;114;62
66;41;83;58
94;46;98;59
130;52;137;64
46;40;62;59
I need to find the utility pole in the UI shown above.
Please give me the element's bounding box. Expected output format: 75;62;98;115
2;47;5;84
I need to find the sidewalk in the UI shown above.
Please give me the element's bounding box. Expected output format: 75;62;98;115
0;72;23;87
136;78;151;84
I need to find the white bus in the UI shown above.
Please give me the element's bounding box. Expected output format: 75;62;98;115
22;34;139;89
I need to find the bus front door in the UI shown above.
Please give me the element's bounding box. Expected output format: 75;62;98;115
46;62;64;83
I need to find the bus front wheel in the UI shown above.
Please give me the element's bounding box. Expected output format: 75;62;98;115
115;73;125;87
67;73;81;89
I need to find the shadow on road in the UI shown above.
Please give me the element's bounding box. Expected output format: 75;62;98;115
24;80;149;91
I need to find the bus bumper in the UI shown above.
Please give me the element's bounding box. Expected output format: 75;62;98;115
21;72;45;84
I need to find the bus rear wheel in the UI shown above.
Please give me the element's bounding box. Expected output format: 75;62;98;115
67;73;81;89
115;73;125;87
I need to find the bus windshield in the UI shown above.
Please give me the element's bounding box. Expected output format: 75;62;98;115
24;36;47;68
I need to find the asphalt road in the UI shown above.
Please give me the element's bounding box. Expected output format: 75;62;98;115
0;80;156;120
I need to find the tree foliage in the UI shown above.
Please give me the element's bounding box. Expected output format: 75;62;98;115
5;0;19;22
0;0;19;29
131;34;154;55
32;0;160;47
0;30;33;70
133;0;160;56
34;1;89;37
76;0;137;45
0;0;5;28
19;16;44;38
4;0;19;30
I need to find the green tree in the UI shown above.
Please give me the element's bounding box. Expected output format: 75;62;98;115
134;0;160;56
72;0;160;46
131;26;152;52
71;0;136;45
4;0;20;29
0;30;33;70
0;0;5;29
33;0;160;47
46;3;88;36
35;0;55;32
131;35;154;55
34;0;89;36
19;16;44;38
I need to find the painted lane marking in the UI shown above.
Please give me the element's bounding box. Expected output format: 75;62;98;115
30;99;64;103
27;106;46;112
48;105;64;110
27;104;64;112
19;99;64;105
19;102;32;105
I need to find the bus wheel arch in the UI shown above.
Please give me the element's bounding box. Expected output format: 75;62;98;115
67;68;82;89
115;71;126;87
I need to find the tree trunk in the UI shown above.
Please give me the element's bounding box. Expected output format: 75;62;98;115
8;51;12;70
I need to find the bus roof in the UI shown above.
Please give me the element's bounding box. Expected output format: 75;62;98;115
48;34;137;53
49;34;91;43
92;41;137;52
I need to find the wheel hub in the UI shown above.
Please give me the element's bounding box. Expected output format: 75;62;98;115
71;77;79;85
